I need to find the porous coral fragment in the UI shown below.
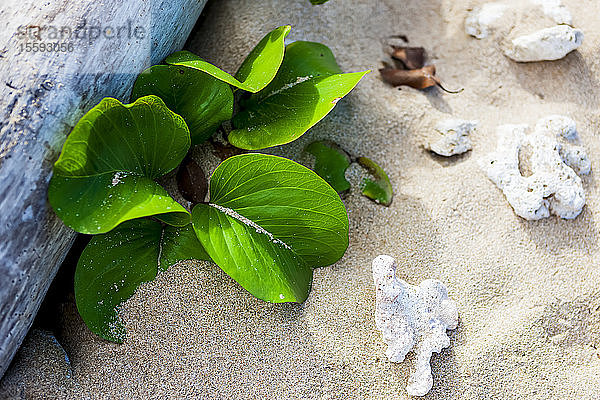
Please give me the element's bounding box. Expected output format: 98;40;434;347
372;255;458;397
479;115;591;220
426;119;477;157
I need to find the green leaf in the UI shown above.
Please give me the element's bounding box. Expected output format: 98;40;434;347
75;219;209;342
358;157;393;206
235;25;291;89
160;223;210;271
193;204;311;302
75;219;160;342
305;140;351;193
131;65;233;145
311;0;330;3
191;153;349;303
241;41;343;108
165;26;291;93
48;96;191;234
229;41;370;150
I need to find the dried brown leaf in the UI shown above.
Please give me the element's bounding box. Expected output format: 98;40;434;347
390;46;425;70
379;65;437;89
177;156;208;205
379;65;463;93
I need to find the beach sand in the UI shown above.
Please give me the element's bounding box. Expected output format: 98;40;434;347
2;0;600;398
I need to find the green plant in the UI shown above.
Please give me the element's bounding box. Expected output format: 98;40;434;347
305;140;394;205
192;154;348;303
357;156;393;206
166;40;367;150
305;140;351;193
49;96;191;234
49;26;367;342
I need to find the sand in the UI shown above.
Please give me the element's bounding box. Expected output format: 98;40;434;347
2;0;600;398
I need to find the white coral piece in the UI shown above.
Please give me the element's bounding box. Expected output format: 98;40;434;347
372;255;459;397
479;115;591;220
504;25;583;62
534;114;578;140
426;119;477;156
465;2;509;39
530;0;572;25
466;1;582;62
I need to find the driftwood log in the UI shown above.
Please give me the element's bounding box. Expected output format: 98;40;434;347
0;0;207;377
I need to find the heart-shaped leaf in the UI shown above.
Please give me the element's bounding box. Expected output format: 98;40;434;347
305;140;351;193
165;26;291;93
131;65;233;144
75;219;209;342
192;153;349;303
192;204;311;303
48;96;191;234
358;157;393;206
228;41;369;150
